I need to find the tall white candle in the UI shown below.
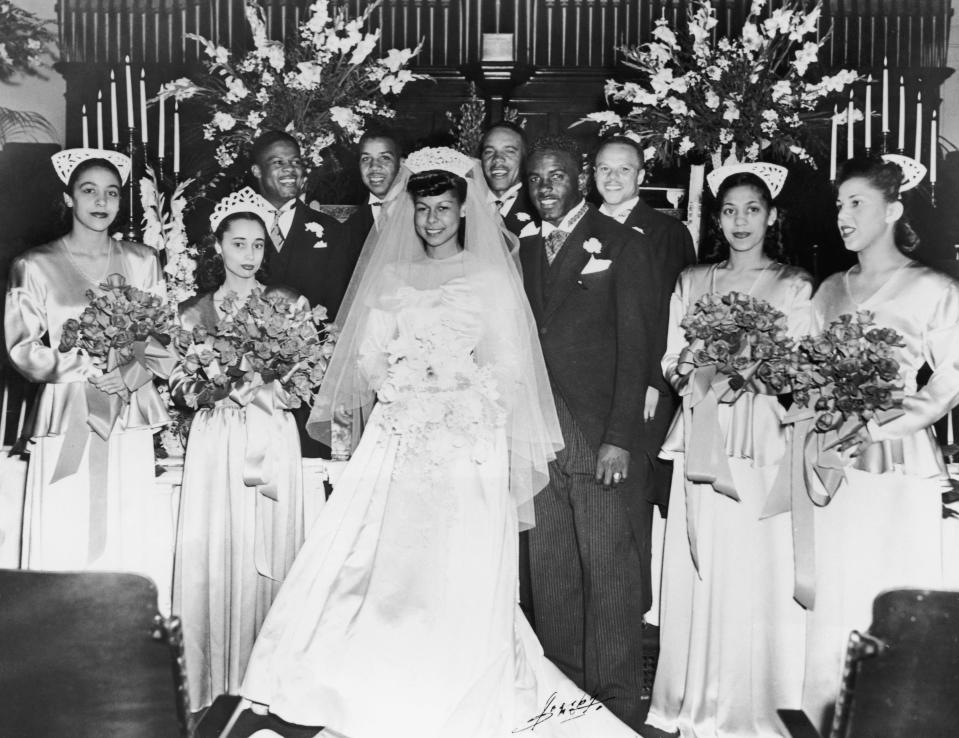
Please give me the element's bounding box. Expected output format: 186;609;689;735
173;100;180;174
931;110;938;185
915;89;923;162
847;90;855;159
829;105;838;181
110;70;119;145
881;57;889;134
124;55;135;129
81;104;89;148
96;91;104;149
140;69;148;145
158;94;165;157
865;74;873;151
897;76;906;151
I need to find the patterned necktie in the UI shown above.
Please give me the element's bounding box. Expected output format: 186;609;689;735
494;199;504;210
270;209;285;250
545;229;568;265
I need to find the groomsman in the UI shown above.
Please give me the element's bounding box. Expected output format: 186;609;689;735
480;121;537;237
593;134;696;512
520;134;661;731
345;128;403;246
250;129;355;457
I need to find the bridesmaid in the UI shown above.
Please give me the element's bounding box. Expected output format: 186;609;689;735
647;164;812;737
171;188;307;710
4;148;170;574
801;155;959;732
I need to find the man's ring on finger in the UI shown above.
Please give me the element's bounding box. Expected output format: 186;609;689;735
613;472;622;482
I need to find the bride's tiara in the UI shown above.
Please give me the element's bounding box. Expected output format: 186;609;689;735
51;148;132;185
880;153;926;192
210;187;274;231
707;162;788;198
404;146;475;178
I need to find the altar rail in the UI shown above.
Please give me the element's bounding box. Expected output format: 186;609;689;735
57;0;952;73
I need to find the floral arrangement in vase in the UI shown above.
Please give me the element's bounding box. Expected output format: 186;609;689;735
581;0;858;167
0;1;55;82
158;0;425;172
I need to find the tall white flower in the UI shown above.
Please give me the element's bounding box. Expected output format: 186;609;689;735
382;47;415;73
213;111;237;131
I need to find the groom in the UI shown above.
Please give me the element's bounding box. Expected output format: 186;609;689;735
520;135;661;731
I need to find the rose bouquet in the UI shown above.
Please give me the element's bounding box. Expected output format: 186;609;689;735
59;273;178;378
173;288;335;411
679;291;794;400
790;310;905;435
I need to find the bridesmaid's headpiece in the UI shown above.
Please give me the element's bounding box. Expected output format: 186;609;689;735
51;148;132;185
880;153;926;193
404;146;474;177
707;162;788;198
209;187;273;231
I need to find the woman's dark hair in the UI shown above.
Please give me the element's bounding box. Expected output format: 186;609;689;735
702;171;789;263
407;169;468;248
196;211;271;293
836;155;920;254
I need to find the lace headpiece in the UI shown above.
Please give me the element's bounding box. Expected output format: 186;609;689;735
707;162;788;198
404;146;475;178
881;153;927;193
209;187;273;231
51;148;132;185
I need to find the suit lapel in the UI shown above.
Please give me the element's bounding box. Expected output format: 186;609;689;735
543;214;592;323
519;234;546;323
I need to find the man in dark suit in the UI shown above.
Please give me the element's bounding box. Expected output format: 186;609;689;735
479;121;537;238
520;135;661;731
344;128;402;248
250;130;355;458
593;134;696;507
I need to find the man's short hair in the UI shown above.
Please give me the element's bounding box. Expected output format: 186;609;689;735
479;120;528;153
357;126;403;156
250;130;300;165
528;134;584;171
594;133;646;168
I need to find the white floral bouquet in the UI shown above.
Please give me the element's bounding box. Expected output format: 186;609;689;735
158;0;425;170
582;0;858;165
376;325;505;469
140;165;198;305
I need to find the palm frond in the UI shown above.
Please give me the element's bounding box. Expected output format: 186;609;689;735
0;107;58;147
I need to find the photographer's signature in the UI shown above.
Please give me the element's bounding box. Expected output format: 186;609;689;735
513;691;613;732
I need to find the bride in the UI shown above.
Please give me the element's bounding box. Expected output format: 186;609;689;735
236;147;640;737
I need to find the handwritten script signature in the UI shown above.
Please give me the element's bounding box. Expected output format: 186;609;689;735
513;691;612;732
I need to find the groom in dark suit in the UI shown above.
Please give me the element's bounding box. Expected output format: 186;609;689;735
520;135;661;731
251;130;356;457
479;121;538;238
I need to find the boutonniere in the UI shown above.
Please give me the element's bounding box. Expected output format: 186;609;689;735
305;222;327;248
519;222;539;239
515;211;531;222
580;238;611;275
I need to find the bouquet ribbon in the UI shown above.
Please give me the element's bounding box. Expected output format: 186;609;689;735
763;402;904;609
229;370;294;581
50;336;175;563
678;361;743;571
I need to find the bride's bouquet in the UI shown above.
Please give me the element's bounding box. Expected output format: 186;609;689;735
59;272;178;382
789;310;905;436
174;288;335;410
679;291;794;400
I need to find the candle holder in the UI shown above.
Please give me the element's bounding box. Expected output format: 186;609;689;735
931;182;937;208
880;131;889;154
124;127;142;242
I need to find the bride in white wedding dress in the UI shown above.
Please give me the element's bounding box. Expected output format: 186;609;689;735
236;147;641;738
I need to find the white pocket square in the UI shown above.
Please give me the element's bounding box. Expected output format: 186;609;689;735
519;222;539;239
312;240;327;249
581;256;611;275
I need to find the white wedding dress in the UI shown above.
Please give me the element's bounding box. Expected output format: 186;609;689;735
240;253;637;738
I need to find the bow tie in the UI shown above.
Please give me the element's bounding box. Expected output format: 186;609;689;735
370;201;383;207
